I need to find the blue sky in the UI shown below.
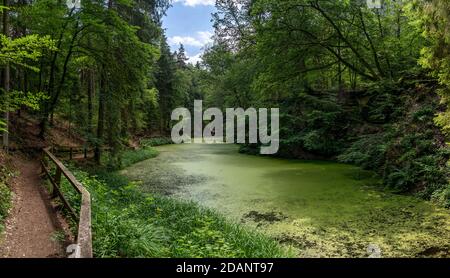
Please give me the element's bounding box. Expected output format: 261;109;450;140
162;0;216;64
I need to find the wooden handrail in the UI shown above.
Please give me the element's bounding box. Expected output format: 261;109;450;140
50;146;113;160
41;147;93;258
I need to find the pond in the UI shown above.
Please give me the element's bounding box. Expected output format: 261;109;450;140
121;143;450;258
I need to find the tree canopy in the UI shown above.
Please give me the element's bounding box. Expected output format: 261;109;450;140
0;0;449;205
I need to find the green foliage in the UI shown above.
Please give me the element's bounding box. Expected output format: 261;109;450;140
0;180;11;230
0;156;13;233
411;0;450;137
0;182;11;232
174;216;243;258
338;134;387;170
1;0;175;161
0;34;56;71
119;148;159;169
430;185;450;208
0;91;49;133
203;0;450;205
58;167;289;258
101;148;159;171
1;91;49;111
140;137;173;147
0;120;5;133
0;24;55;134
339;80;450;200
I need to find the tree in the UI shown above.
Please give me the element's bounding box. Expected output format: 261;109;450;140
155;35;176;134
0;4;55;149
412;0;450;134
2;0;10;150
2;0;169;166
176;43;188;69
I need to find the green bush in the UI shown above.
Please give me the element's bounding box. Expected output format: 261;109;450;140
140;137;173;148
430;185;450;208
60;167;289;258
101;148;159;171
256;95;349;158
339;81;450;202
0;159;12;233
120;148;159;169
338;134;387;170
0;182;11;231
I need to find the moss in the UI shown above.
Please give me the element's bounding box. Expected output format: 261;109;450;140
58;162;290;258
124;144;450;258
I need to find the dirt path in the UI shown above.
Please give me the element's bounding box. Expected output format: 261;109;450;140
0;156;64;258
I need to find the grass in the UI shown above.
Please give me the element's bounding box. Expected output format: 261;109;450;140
123;144;450;257
101;147;159;171
50;230;66;243
0;153;13;234
0;181;11;233
140;137;173;148
120;148;159;169
55;147;290;258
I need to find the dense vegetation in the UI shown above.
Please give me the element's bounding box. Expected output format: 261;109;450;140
52;154;289;258
0;151;12;233
101;145;159;170
1;0;450;257
198;0;450;206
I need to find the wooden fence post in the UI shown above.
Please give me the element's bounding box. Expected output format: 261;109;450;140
41;147;93;258
41;150;48;175
53;168;62;199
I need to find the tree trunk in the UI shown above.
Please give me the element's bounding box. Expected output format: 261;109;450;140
2;0;10;152
337;38;344;103
87;69;94;135
39;9;76;138
94;72;105;164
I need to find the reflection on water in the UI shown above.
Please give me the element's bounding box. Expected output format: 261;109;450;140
122;144;450;258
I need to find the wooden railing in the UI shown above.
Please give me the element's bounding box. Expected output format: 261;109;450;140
50;146;112;160
51;146;90;160
41;147;93;258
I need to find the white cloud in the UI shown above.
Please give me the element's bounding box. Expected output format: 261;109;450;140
197;31;213;44
173;0;215;7
168;31;213;47
187;53;202;65
169;36;204;47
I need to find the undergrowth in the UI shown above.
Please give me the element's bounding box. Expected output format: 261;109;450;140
140;137;173;148
55;148;290;258
101;147;159;171
0;153;13;233
338;80;450;207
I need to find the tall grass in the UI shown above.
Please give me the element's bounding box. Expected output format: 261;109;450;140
0;181;11;233
101;148;159;171
120;148;159;169
140;137;173;148
58;163;290;258
0;153;13;234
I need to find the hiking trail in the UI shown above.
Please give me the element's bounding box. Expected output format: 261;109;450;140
0;156;64;258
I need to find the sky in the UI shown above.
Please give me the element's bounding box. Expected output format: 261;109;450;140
162;0;216;64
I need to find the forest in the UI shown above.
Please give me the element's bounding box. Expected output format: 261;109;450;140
1;0;450;258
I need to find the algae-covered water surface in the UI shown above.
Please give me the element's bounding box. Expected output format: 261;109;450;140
122;144;450;258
